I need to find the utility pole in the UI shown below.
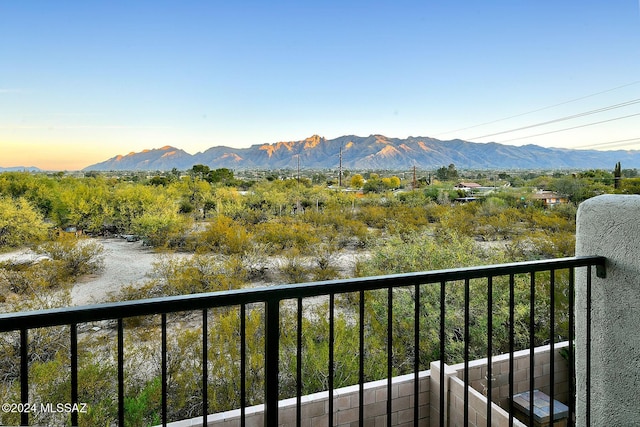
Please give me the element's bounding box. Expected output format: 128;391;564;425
295;154;301;214
412;165;417;190
338;145;343;187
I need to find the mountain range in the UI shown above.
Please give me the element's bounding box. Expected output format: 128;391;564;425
83;134;639;171
0;166;42;172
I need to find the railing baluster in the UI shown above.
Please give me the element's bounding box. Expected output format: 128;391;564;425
439;280;445;427
297;298;302;427
487;276;493;427
509;274;515;427
241;304;246;427
71;323;78;427
264;299;280;427
550;269;556;424
569;268;575;425
414;282;420;426
359;290;365;427
20;328;28;427
387;286;393;427
329;293;335;427
529;272;535;427
202;309;208;427
161;313;167;427
117;319;124;427
464;278;470;426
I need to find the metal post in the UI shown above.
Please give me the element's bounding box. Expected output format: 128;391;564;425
264;299;280;427
20;328;28;427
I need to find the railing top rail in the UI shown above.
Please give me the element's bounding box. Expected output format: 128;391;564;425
0;256;605;332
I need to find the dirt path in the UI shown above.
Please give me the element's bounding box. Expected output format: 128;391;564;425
2;238;363;307
70;238;163;305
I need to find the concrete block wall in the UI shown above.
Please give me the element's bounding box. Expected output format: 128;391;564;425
461;342;571;409
163;372;430;427
430;343;570;427
447;375;523;427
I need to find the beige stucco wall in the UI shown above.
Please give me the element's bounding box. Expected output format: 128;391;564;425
576;194;640;425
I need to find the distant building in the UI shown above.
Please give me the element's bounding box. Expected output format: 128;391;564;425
454;182;482;191
532;190;568;207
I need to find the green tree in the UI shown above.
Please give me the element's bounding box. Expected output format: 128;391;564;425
350;174;364;188
207;168;234;184
435;163;458;181
0;197;49;248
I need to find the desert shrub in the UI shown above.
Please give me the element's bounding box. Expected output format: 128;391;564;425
0;260;69;299
125;377;162;427
190;215;252;255
527;209;575;234
355;230;491;278
507;230;575;259
549;202;577;221
301;209;369;248
311;242;341;281
278;249;311;284
436;205;478;238
37;237;105;279
241;242;272;280
279;302;363;397
0;238;102;306
150;254;247;296
254;220;320;254
478;196;507;216
75;354;118;427
356;205;388;229
214;308;265;409
475;207;523;241
0;197;49;248
165;329;203;421
131;211;191;248
423;202;448;223
109;281;162;302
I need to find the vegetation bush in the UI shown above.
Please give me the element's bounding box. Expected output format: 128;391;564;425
0;197;49;248
189;215;252;255
149;254;247;296
254;220;320;254
37;237;105;279
357;230;488;278
278;249;312;284
0;237;104;309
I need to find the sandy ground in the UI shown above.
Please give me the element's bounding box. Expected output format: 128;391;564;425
0;238;166;306
70;238;165;305
1;238;363;307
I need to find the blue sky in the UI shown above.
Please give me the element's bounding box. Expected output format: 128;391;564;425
2;1;640;170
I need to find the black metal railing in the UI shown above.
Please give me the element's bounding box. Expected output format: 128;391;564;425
0;256;605;427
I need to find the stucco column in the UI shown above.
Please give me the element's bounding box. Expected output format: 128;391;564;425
575;194;640;425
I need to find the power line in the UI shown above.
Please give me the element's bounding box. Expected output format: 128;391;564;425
496;112;640;143
469;98;640;140
434;80;640;137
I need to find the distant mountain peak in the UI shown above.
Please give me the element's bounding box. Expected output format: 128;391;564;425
303;134;324;149
82;134;640;171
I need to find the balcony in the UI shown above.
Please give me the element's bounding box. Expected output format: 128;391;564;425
0;194;636;426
